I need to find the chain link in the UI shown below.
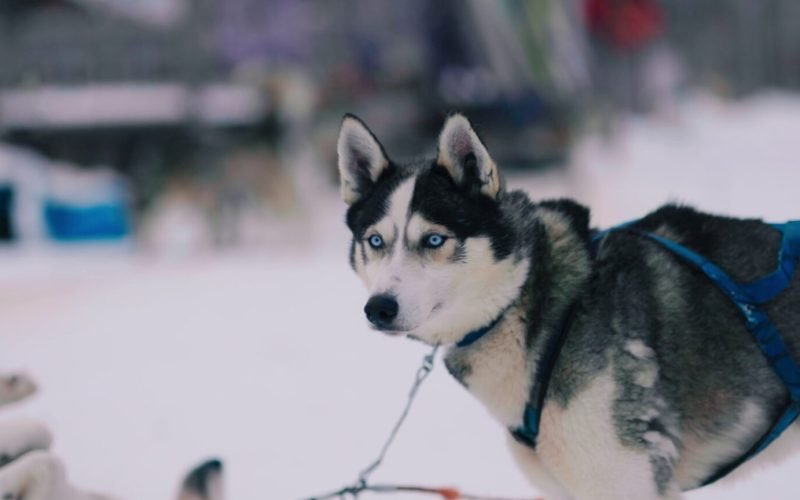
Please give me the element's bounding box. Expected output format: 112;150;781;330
356;344;439;487
300;345;539;500
301;345;438;499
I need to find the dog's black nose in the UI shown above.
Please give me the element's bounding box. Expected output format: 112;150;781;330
364;294;399;328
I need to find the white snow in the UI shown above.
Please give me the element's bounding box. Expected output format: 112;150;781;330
1;92;800;499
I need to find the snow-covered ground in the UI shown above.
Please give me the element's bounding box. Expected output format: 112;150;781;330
1;93;799;499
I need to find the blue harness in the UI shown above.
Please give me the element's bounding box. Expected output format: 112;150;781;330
463;219;800;487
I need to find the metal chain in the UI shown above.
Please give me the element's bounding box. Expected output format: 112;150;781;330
300;344;539;500
356;344;439;486
301;345;438;500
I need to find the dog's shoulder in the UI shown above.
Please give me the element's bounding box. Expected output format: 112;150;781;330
535;198;591;242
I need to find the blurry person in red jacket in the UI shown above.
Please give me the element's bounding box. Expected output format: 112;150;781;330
584;0;682;117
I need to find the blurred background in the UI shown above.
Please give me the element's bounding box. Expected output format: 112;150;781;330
0;0;799;499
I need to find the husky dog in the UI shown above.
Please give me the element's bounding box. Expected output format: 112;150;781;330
337;113;800;499
0;371;108;500
0;372;223;500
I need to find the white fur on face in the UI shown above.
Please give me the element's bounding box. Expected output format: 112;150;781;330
354;177;415;293
408;236;529;345
353;175;529;344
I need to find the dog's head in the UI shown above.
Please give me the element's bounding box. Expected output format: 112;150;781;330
338;114;529;345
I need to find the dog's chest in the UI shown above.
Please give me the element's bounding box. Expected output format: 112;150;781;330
444;314;531;428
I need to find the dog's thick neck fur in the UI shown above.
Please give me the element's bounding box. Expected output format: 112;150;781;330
443;198;593;428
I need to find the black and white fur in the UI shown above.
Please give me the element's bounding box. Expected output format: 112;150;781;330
338;113;800;499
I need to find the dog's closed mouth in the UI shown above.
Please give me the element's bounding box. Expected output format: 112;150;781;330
369;324;410;336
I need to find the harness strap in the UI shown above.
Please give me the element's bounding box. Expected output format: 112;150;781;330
736;221;800;303
635;227;800;400
509;219;800;488
510;302;577;448
629;224;800;486
456;308;509;348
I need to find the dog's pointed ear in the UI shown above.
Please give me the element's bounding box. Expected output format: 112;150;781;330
437;114;503;199
337;114;391;205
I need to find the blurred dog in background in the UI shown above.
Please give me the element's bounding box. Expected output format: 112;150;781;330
0;372;223;500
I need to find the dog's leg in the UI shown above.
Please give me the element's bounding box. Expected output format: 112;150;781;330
537;368;683;500
176;458;224;500
564;446;683;500
0;418;53;467
0;449;114;500
540;422;683;500
0;372;38;407
506;435;573;500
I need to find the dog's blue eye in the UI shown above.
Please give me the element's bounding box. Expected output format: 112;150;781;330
368;234;384;249
423;233;446;249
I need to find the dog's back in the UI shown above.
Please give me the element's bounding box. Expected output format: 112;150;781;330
578;205;800;488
